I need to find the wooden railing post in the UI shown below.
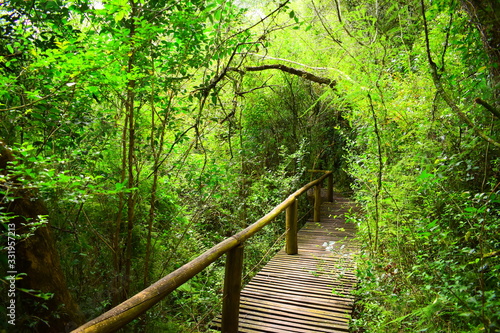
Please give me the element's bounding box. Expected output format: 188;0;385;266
286;198;298;255
314;184;321;222
221;244;244;333
327;173;333;202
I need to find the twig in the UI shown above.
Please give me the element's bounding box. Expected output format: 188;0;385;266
226;1;291;41
440;12;454;72
368;94;382;254
236;84;279;96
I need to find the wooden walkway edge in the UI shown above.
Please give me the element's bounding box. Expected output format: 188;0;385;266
213;193;358;332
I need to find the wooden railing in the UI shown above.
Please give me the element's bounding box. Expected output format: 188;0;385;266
72;171;333;333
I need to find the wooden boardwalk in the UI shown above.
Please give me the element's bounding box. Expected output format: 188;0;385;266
213;193;358;332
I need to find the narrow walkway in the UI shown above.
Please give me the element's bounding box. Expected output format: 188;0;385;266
213;193;358;332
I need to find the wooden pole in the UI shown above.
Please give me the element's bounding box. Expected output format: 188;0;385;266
221;244;244;333
286;198;298;255
314;184;321;222
327;174;334;202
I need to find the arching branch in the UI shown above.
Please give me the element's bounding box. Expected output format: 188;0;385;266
231;64;336;88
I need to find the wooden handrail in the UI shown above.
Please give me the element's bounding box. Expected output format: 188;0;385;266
72;171;333;333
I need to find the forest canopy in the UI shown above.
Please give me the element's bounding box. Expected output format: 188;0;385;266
0;0;499;332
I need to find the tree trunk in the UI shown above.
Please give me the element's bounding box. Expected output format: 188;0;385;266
1;141;83;332
123;0;138;302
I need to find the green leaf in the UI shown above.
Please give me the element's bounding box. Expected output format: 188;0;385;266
418;170;435;181
115;10;127;22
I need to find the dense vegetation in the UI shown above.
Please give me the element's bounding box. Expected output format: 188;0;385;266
0;0;498;332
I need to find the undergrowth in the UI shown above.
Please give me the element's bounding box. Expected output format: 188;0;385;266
350;174;500;332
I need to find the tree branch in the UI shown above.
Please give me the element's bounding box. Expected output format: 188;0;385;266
475;97;500;119
236;85;279;96
0;91;59;112
239;64;336;88
226;0;291;41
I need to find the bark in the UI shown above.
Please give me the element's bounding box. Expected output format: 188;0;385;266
111;114;128;306
124;2;137;302
1;141;83;332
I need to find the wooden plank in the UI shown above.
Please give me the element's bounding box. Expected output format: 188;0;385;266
239;296;350;321
247;279;355;295
239;302;347;325
250;275;356;291
240;289;353;310
214;316;349;333
245;279;355;299
262;259;356;271
257;267;356;282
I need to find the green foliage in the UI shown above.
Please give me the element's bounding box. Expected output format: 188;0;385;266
3;0;499;331
325;0;500;332
2;0;336;329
